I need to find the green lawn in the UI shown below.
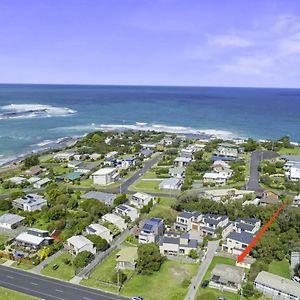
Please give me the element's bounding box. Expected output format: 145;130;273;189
197;287;239;300
0;234;9;245
268;259;291;279
12;261;35;270
0;187;22;195
278;147;300;154
81;249;121;293
120;260;198;300
0;287;38;300
41;252;75;281
52;165;71;175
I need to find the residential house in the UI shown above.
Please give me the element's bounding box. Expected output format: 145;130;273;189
92;168;119;185
169;167;185;178
116;247;138;270
0;213;25;229
174;211;202;232
196;214;232;238
121;157;136;169
209;264;245;294
140;143;157;150
292;195;300;208
82;191;117;206
159;231;198;256
53;151;75;161
138;218;164;244
67;235;96;255
14;228;53;250
56;172;83;182
212;160;231;170
204;188;255;202
289;164;300;181
216;146;238;158
130;192;155;208
77;162;100;174
222;231;254;255
27;176;41;185
234;218;261;234
159;178;182;190
13;194;47;212
7;176;26;185
181;148;194;158
85;223;113;243
114;204;139;222
89;153;102;161
291;252;300;276
174;157;191;167
203;172;229;185
104;151;118;159
139;149;153;158
24;166;42;177
103;158;118;167
102;214;127;231
33;178;50;189
259;190;281;206
254;271;300;300
67;160;83;168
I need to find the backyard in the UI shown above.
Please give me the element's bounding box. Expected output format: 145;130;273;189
268;259;291;279
0;287;38;300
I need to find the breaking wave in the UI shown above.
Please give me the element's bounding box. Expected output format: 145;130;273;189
0;104;76;120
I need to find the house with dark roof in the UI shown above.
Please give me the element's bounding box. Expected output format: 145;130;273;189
82;191;117;206
174;211;202;232
222;231;254;255
138;218;164;244
114;204;139;222
159;231;198;256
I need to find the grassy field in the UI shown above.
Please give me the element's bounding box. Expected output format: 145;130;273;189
0;187;22;195
0;287;39;300
268;259;291;279
278;147;300;154
81;249;120;293
0;234;9;245
41;252;75;281
12;261;35;270
120;260;198;300
197;287;239;300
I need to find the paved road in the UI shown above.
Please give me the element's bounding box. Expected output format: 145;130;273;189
184;240;219;300
245;150;278;192
0;265;129;300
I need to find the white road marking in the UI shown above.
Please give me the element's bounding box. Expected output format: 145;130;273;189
6;275;14;279
55;289;64;293
30;282;38;286
83;297;92;300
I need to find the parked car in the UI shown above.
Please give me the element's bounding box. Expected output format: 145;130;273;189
201;280;209;288
292;276;300;283
132;297;144;300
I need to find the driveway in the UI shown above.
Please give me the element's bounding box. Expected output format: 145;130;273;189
245;150;278;192
184;240;219;300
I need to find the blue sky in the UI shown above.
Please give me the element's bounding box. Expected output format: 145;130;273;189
1;0;300;87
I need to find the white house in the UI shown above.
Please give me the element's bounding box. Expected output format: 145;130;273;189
53;151;75;161
104;151;118;159
33;178;50;189
67;160;83;168
13;194;48;212
290;165;300;181
139;218;164;244
204;188;255;202
114;204;139;222
174;211;202;232
174;157;191;167
92;168;119;185
121;157;136;169
85;223;113;243
169;167;185;178
203;172;229;185
292;195;300;208
102;214;127;231
89;153;102;161
159;178;182;190
130;192;155;208
254;271;300;300
67;235;96;255
0;213;25;230
7;176;26;185
222;231;254;255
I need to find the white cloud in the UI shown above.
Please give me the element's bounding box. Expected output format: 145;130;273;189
209;35;253;48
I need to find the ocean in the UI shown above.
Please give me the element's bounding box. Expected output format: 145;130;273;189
0;84;299;164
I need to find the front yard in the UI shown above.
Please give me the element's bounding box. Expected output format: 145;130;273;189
41;252;75;281
0;287;38;300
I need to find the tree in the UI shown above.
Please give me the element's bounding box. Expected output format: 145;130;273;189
85;234;109;251
243;138;258;152
0;199;12;211
242;282;255;298
39;247;51;261
136;243;165;274
188;249;199;259
23;155;39;169
111;270;127;285
73;251;93;269
114;194;127;206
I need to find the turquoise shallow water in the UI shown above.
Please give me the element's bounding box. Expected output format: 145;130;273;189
0;84;299;161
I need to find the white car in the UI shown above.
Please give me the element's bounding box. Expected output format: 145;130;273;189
293;276;300;283
132;297;144;300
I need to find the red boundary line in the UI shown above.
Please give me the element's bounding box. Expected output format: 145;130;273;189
237;199;288;263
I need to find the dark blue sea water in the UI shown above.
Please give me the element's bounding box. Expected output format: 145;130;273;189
0;84;299;162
